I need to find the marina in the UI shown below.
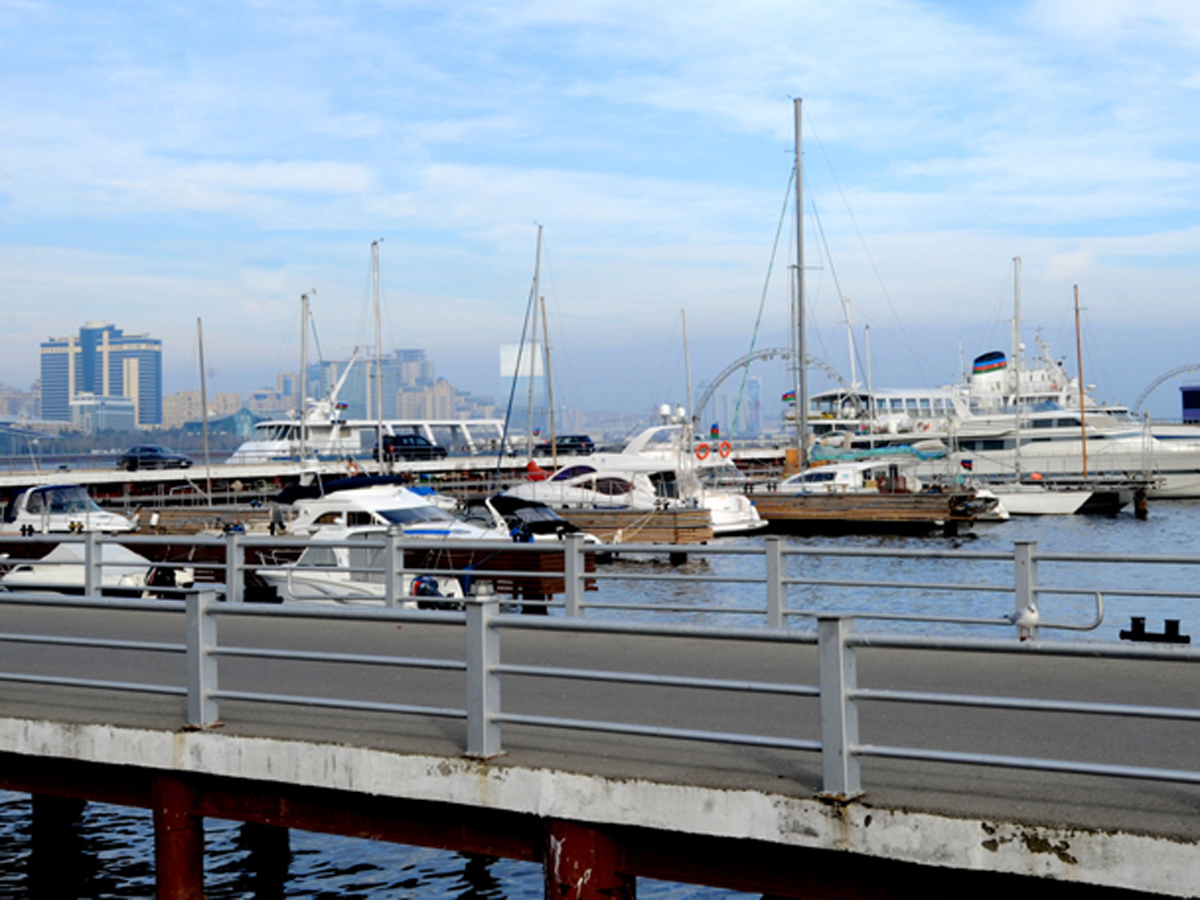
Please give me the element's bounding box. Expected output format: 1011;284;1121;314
0;84;1196;900
0;506;1197;897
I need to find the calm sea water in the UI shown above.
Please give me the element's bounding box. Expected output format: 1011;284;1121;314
1;501;1197;898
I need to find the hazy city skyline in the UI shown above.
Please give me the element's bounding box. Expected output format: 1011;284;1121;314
4;3;1200;421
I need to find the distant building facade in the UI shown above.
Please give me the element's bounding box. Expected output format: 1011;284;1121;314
40;321;163;427
162;390;243;428
247;372;298;417
305;349;493;420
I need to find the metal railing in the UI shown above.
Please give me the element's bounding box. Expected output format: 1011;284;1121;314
4;532;1200;640
0;537;1198;800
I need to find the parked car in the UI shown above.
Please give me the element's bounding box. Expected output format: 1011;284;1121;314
118;445;193;471
533;434;595;456
374;433;448;462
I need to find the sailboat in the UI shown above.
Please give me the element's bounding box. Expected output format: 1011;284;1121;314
982;258;1093;516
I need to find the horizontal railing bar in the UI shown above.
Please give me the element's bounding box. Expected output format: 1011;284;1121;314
783;577;1011;593
493;614;817;644
854;688;1200;721
0;594;186;613
212;645;465;672
0;633;183;654
849;633;1200;662
210;689;466;720
211;604;465;624
856;743;1200;785
494;663;820;696
0;672;185;696
494;711;822;752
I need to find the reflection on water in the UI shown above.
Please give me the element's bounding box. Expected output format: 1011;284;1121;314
0;795;755;899
0;504;1196;897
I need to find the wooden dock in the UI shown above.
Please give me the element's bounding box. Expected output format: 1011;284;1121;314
553;508;715;544
748;491;979;535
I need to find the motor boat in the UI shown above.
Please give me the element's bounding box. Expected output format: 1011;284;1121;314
0;542;193;595
505;424;765;536
279;482;510;540
765;459;926;495
255;526;465;607
0;484;135;535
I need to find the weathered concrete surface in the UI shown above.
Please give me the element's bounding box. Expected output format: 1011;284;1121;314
0;717;1195;897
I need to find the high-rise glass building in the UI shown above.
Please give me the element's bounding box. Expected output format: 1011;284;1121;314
40;321;163;426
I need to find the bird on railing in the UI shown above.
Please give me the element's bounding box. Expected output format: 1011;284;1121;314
1003;604;1040;641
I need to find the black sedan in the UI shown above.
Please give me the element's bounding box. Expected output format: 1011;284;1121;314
118;445;193;471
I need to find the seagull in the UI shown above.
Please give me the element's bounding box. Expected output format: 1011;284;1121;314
1004;605;1040;641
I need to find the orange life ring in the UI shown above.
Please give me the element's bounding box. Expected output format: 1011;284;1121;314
347;458;362;476
718;441;732;458
695;443;710;460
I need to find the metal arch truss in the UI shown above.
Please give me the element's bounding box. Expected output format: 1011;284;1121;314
1132;363;1200;415
693;347;848;426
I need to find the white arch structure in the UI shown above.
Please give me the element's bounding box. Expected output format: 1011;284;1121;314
693;347;848;426
1132;364;1200;414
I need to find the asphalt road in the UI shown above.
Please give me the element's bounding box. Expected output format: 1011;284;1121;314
0;600;1197;840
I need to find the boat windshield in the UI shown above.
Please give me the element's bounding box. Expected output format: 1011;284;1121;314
376;506;457;526
550;465;597;482
25;486;103;515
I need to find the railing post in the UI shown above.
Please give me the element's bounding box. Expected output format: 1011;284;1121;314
1014;539;1039;640
818;616;861;799
465;594;502;758
187;589;220;727
224;531;243;604
563;533;584;617
83;531;101;596
765;536;784;627
385;530;405;608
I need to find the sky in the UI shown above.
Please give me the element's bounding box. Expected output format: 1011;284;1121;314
3;0;1200;422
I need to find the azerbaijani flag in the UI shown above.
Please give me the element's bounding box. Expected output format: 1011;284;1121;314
972;351;1007;375
781;390;796;402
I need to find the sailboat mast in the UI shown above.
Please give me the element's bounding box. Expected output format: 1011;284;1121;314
1075;284;1089;476
682;308;694;441
1012;257;1021;481
197;317;212;500
527;224;543;457
794;98;808;467
540;295;556;462
372;239;384;461
299;291;310;464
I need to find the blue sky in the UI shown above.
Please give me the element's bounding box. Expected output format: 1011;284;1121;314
3;0;1200;420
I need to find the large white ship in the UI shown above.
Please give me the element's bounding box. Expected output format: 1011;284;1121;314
801;340;1200;498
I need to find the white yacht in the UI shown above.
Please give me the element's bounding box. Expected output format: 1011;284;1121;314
280;482;510;540
227;412;508;465
505;424;766;536
802;341;1200;498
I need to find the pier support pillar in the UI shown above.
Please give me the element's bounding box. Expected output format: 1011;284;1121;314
152;775;205;900
30;794;88;895
544;819;634;900
239;821;291;892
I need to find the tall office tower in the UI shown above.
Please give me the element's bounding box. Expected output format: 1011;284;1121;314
39;321;163;426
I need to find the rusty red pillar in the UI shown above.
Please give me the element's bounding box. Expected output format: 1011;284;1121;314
152;775;205;900
544;819;634;900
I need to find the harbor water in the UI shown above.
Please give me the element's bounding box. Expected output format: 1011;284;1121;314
0;501;1197;898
